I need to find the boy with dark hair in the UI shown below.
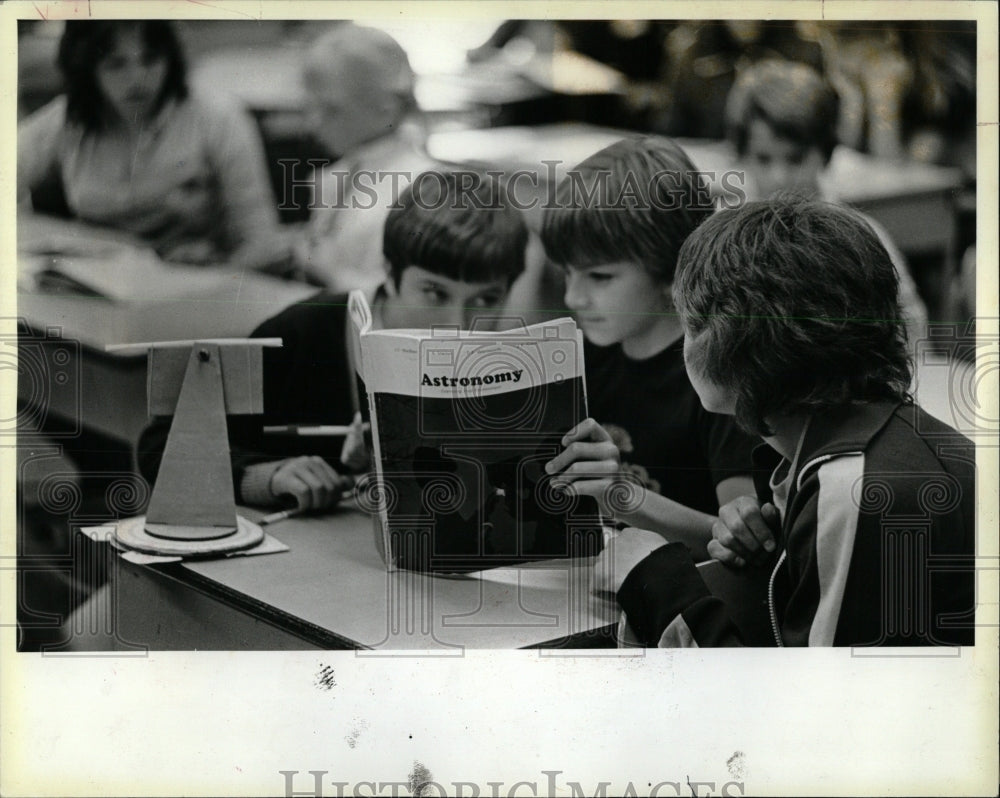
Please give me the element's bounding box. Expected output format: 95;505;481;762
139;170;528;511
725;59;840;198
541;136;758;559
724;59;928;344
599;198;975;647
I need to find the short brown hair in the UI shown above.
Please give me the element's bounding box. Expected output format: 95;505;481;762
674;197;911;436
725;60;840;163
541;136;714;284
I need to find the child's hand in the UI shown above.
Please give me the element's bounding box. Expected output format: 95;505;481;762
270;456;351;511
707;496;780;568
593;527;668;594
544;418;623;511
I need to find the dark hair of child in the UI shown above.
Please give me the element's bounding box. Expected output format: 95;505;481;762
57;20;189;131
673;197;912;436
540;136;715;283
383;170;529;288
725;59;841;163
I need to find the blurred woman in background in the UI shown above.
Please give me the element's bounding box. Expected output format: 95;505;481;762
17;20;282;266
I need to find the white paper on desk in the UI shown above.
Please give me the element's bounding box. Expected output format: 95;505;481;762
469;562;586;590
118;533;288;563
224;532;289;558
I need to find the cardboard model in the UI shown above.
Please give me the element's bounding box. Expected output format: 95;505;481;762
106;338;281;556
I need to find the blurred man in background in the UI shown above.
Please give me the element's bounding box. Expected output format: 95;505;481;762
295;23;437;292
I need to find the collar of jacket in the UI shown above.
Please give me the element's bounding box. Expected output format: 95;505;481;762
751;400;904;505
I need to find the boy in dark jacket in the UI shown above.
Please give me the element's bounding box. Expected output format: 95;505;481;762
600;198;975;647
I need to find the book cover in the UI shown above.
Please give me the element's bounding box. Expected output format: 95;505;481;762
348;290;603;572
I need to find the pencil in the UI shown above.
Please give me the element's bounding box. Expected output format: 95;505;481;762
258;507;304;526
258;486;360;526
263;424;369;436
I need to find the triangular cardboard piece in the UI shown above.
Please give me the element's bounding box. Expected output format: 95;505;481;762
144;344;238;539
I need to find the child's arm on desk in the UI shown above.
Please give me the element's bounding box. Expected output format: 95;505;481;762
137;415;362;511
593;527;747;647
238;414;368;510
545;418;721;560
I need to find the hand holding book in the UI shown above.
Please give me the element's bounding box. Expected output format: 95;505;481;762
545;418;626;516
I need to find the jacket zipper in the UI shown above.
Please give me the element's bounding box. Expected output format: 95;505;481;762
769;449;863;648
768;550;787;647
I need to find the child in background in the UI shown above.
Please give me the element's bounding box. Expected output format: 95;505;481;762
724;59;928;345
599;198;974;647
541;137;758;561
138;170;528;511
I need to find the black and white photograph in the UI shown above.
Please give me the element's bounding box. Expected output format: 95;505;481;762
2;1;997;795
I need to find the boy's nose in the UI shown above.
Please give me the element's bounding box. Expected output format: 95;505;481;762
438;303;467;329
563;273;588;311
461;307;482;330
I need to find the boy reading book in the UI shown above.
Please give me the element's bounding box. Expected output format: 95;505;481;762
540;136;758;560
138;170;528;511
598;198;975;647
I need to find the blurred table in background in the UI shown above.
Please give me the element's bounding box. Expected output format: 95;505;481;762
16;214;315;452
425;124;966;318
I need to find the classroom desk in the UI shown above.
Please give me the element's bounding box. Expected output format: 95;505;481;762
86;508;772;650
16;216;315;448
101;508;620;650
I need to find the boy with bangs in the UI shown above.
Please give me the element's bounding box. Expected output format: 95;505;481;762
541;136;758;560
139;170;528;512
597;198;975;647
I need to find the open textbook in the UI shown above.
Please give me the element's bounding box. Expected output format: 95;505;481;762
348;290;604;572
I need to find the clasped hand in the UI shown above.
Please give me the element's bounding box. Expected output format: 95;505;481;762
709;496;780;567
